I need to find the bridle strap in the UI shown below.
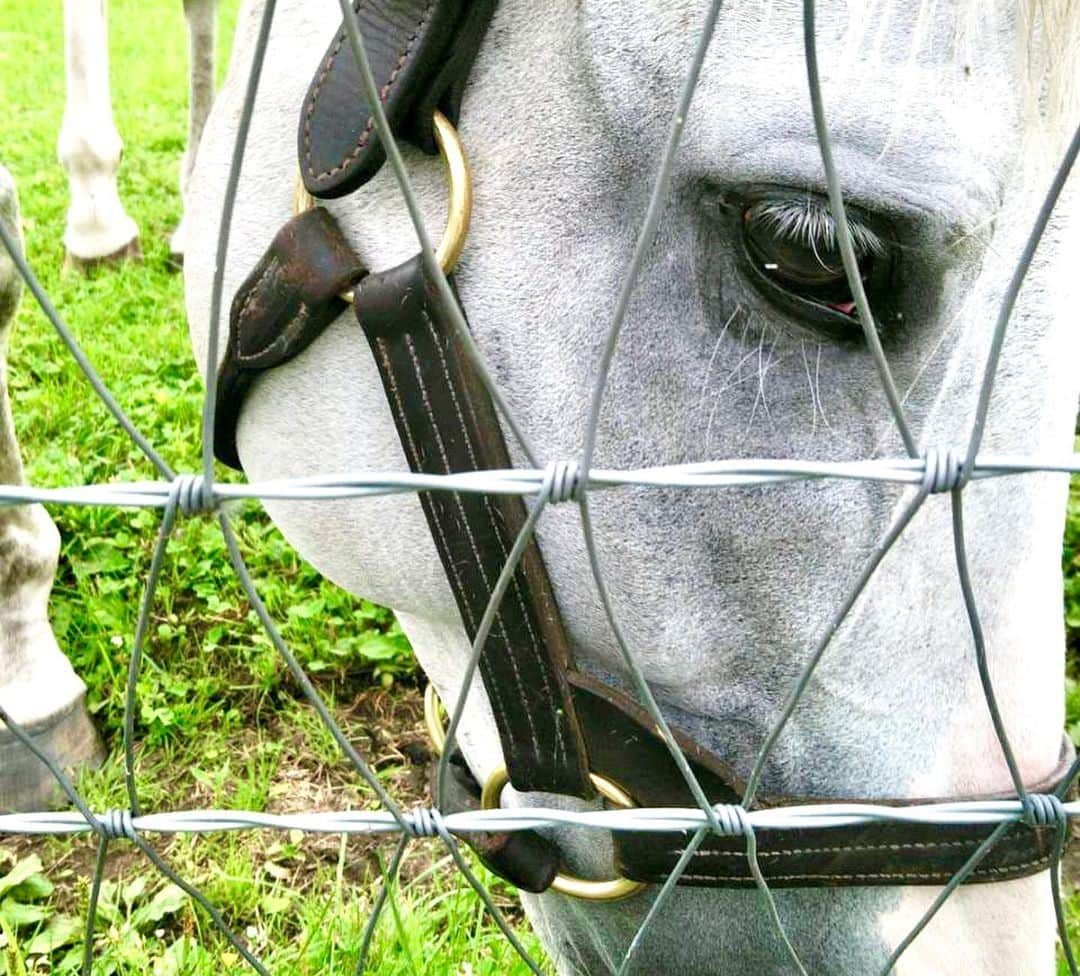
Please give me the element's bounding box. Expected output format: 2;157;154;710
215;213;596;802
572;678;1076;887
212;210;595;809
221;0;593;800
353;255;593;798
300;0;497;200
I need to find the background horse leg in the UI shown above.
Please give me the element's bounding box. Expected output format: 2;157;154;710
169;0;217;264
58;0;140;271
0;166;103;811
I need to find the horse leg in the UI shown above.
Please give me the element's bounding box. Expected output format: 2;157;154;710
169;0;217;264
58;0;140;272
0;166;104;812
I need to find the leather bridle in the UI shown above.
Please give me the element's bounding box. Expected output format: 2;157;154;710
213;0;1074;901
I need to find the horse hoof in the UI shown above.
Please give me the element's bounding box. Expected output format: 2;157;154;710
62;235;142;274
0;688;105;813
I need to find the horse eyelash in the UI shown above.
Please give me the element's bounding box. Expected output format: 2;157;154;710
753;197;888;257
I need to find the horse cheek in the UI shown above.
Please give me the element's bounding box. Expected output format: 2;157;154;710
880;878;1055;974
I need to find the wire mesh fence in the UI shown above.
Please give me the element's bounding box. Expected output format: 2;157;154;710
2;0;1080;973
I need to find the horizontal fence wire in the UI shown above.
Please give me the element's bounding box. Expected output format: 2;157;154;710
4;799;1080;838
1;455;1080;510
1;0;1079;973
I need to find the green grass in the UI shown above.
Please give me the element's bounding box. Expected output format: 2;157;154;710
2;1;1080;974
0;1;547;972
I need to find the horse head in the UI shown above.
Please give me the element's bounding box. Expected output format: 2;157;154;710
185;1;1080;971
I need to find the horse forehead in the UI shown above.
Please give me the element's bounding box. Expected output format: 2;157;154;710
571;0;1020;133
552;0;1020;227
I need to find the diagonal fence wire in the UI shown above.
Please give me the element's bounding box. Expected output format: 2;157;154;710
1;0;1079;973
802;0;916;458
575;0;731;842
333;0;538;470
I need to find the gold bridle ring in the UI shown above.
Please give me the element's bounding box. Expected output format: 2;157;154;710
293;109;473;302
481;764;648;902
424;684;645;901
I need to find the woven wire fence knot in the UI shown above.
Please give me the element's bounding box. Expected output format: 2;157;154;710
169;473;216;516
1021;793;1068;829
709;804;751;837
405;806;447;839
921;447;967;494
95;808;138;842
541;460;583;504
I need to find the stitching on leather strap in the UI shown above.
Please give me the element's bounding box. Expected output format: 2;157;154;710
448;323;573;772
233;255;280;363
668;856;1050;885
654;838;996;860
376;331;522;745
634;833;1053;884
303;0;436;181
398;330;521;749
421;312;566;771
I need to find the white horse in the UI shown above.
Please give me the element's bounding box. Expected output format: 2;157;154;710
184;1;1080;972
59;0;217;266
0;166;103;811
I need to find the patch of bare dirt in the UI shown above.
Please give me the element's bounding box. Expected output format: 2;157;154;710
261;685;438;885
5;684;441;915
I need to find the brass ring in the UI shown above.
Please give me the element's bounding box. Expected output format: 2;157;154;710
481;764;648;902
293;109;473;302
424;683;447;759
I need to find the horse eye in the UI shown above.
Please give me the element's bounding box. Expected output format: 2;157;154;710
737;194;900;340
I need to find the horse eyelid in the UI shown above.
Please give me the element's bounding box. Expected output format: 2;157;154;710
751;197;888;257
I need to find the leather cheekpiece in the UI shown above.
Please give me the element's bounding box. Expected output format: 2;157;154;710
214;209;367;470
299;0;497;199
353;255;593;799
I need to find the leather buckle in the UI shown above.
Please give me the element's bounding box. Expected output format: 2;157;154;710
294;110;471;301
480;764;648;902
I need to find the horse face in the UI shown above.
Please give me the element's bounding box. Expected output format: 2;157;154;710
185;1;1078;971
449;0;1075;794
